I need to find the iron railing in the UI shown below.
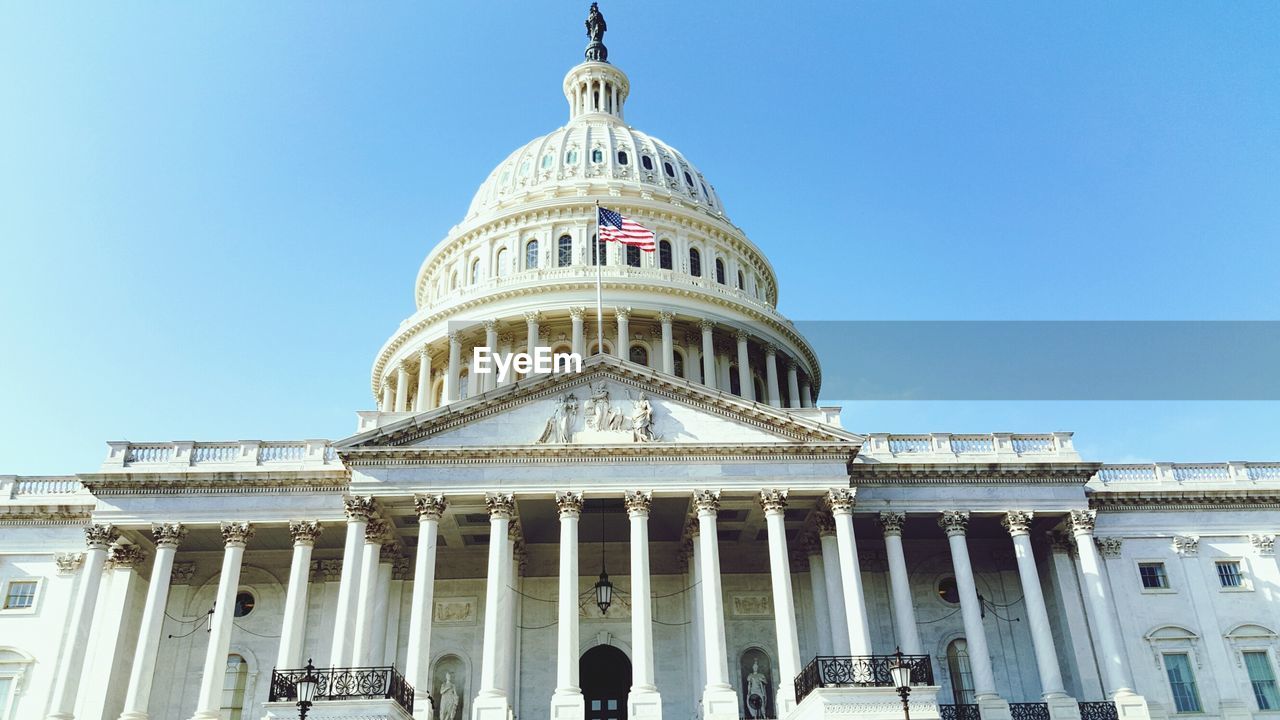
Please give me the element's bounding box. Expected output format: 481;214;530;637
269;666;414;713
939;704;980;720
794;655;934;703
1010;703;1050;720
1079;702;1119;720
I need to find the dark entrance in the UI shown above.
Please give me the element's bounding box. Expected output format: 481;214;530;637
580;644;631;720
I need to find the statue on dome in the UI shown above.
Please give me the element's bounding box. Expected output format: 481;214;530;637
584;3;609;62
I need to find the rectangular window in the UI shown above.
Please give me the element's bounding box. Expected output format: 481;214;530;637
1245;651;1280;710
1139;562;1170;589
0;676;13;720
1164;653;1202;713
1216;561;1244;588
2;580;37;610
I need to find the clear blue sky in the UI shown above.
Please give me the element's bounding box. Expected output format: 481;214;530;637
1;2;1277;475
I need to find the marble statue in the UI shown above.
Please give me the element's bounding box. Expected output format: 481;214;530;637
585;382;624;432
631;392;658;442
746;659;769;719
537;393;578;443
438;671;460;720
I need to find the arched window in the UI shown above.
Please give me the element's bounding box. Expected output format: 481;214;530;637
233;591;255;618
629;345;649;367
753;376;766;402
450;272;458;290
617;151;628;165
565;149;579;164
541;153;554;169
689;249;702;277
673;349;685;378
715;259;726;284
626;245;641;268
737;270;745;289
222;654;249;719
558;235;573;267
591;148;604;163
729;365;741;396
526;239;539;269
658;240;672;270
642;155;654;171
592;235;606;266
663;161;675;177
471;258;481;284
946;639;976;705
684;170;694;186
495;248;509;277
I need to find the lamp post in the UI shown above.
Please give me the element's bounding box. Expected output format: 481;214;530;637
888;647;912;720
295;658;319;720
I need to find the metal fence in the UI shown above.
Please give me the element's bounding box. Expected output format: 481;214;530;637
268;666;414;713
794;655;934;703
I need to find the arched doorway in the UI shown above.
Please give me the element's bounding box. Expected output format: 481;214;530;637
580;645;631;720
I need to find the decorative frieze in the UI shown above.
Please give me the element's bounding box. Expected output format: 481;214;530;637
152;522;188;549
1001;510;1034;536
288;520;322;545
54;552;84;576
938;510;970;537
692;489;720;514
1069;509;1097;535
878;512;906;536
1251;534;1276;556
485;492;516;519
826;488;855;514
758;488;788;514
84;523;120;550
343;495;376;522
171;561;197;584
220;521;254;547
624;490;653;516
1172;535;1199;556
1095;537;1123;558
414;494;448;521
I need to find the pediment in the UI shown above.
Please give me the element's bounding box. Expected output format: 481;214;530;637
335;356;861;457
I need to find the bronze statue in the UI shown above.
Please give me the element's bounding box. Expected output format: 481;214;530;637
584;3;608;62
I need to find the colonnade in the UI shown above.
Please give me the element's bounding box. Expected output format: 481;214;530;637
377;309;818;413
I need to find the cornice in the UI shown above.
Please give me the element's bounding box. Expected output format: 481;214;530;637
1089;489;1280;512
342;442;857;467
78;471;350;497
847;462;1101;486
0;507;92;526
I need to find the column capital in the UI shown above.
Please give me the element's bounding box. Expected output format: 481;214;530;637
938;510;970;537
482;319;498;332
448;330;462;344
657;310;675;324
171;561;197;584
486;492;516;519
220;521;255;547
364;519;391;544
1096;537;1124;558
415;494;448;521
734;328;750;343
814;511;836;537
380;543;403;564
625;490;653;516
692;489;720;514
556;490;584;518
398;359;412;374
392;555;413;580
789;545;809;572
1001;510;1034;536
1172;535;1199;556
825;488;856;515
84;523;120;550
1252;534;1276;556
108;544;145;569
758;488;788;514
312;559;341;583
344;495;377;522
764;343;778;356
878;511;906;536
1047;531;1076;554
614;307;631;321
152;522;188;549
699;318;716;332
288;520;323;546
418;344;432;359
524;310;543;324
1068;508;1097;535
569;306;586;320
54;552;84;576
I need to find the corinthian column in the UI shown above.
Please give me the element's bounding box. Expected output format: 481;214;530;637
446;331;462;402
878;512;922;655
659;311;675;375
570;307;586;357
735;330;753;401
331;496;373;666
46;523;118;720
938;512;1001;705
786;361;801;409
277;521;322;669
1002;511;1073;706
551;492;585;720
190;522;254;720
700;320;717;390
482;320;498;392
815;513;850;656
352;519;390;666
474;493;515;720
407;495;446;719
416;347;432;411
693;490;739;720
118;524;186;720
827;489;871;655
395;362;410;411
1070;510;1136;697
764;345;780;407
615;307;631;358
760;490;802;713
626;491;663;719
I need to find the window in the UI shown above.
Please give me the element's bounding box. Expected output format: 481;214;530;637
626;244;640;268
592;235;606;266
617;151;628;165
2;581;36;611
663;161;675;177
565;149;579;164
1246;651;1280;710
737;270;745;289
558;235;573;267
541;153;554;169
658;240;672;270
629;345;649;367
641;155;653;170
1164;653;1202;713
518;160;530;176
1217;560;1244;588
591;148;604;163
689;249;702;277
1139;562;1170;589
684;170;694;186
0;676;13;720
470;258;481;284
938;577;961;605
729;365;741;396
715;258;726;284
495;248;509;277
673;350;685;378
221;654;249;720
526;239;539;269
233;591;255;618
946;639;976;705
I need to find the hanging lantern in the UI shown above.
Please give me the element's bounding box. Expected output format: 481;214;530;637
594;570;614;615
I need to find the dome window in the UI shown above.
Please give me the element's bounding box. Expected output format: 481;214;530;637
689;249;702;277
519;160;530;176
591;148;604;163
541;154;554;169
658;240;672;270
495;248;509;277
663;162;675;177
700;181;710;197
673;349;685;378
715;258;726;285
737;270;745;290
565;149;579;164
525;239;539;270
641;155;654;171
617;151;628;165
471;258;482;284
557;235;573;267
684;170;694;186
233;591;255;618
626;245;641;268
592;234;607;266
629;344;649;367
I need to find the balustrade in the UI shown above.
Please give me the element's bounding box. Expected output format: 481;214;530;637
793;655;933;704
269;666;414;713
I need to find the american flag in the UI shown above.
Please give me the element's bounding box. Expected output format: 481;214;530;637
598;207;655;251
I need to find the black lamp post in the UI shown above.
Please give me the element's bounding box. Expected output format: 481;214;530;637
295;658;319;720
592;504;613;615
888;647;912;720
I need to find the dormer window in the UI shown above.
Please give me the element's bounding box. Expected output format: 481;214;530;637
684;170;694;186
617;151;628;165
565;149;579;164
664;162;675;177
591;149;604;163
541;154;554;169
642;155;654;171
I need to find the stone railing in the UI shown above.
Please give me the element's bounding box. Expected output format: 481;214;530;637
3;476;86;498
101;440;340;472
860;432;1078;462
1094;462;1280;486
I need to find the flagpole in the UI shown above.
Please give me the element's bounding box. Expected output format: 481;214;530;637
595;200;604;357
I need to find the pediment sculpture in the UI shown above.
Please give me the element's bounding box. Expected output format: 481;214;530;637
536;383;662;444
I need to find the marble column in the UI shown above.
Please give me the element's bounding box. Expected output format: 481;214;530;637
551;492;585;720
525;310;542;356
1002;511;1073;709
46;524;118;720
190;522;254;720
406;495;446;719
571;307;586;357
689;528;707;702
802;536;834;656
815;513;851;656
760;490;802;713
616;307;631;358
827;489;871;656
483;319;499;393
659;311;675;375
352;519;389;666
764;345;781;407
331;496;373;667
395;362;410;412
380;381;393;412
693;490;739;720
626;491;662;719
938;512;1001;703
700;320;717;390
735;330;753;401
474;493;515;720
277;521;321;670
416;347;432;411
786;361;801;409
1069;510;1135;697
878;512;922;654
684;334;701;382
369;544;396;665
799;379;812;408
118;525;185;720
446;331;462;402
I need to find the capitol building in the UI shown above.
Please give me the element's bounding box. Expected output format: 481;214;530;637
3;10;1280;720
